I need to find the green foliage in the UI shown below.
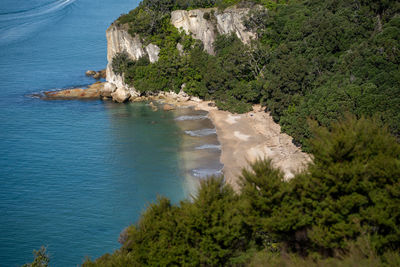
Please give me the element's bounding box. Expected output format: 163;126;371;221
85;178;252;266
115;0;400;142
111;52;134;76
22;247;50;267
243;0;400;149
116;0;261;40
85;117;400;266
305;116;400;252
112;30;261;112
245;116;400;255
248;235;400;267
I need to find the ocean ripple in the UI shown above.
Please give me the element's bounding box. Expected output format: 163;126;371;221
0;0;77;22
0;0;77;46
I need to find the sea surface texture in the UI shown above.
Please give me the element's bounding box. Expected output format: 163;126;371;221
0;0;223;266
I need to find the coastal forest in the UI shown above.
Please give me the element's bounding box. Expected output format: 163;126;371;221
112;0;400;150
81;116;400;266
23;0;400;266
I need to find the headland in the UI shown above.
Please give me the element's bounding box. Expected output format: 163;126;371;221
42;84;310;191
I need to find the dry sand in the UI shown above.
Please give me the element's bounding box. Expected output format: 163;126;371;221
42;83;311;191
188;101;311;191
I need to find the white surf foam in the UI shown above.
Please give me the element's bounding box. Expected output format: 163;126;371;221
195;144;221;150
185;128;216;137
192;168;223;178
175;115;208;121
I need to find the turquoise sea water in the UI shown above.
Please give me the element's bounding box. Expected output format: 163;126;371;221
0;0;219;266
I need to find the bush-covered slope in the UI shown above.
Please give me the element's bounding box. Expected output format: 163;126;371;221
78;116;400;266
112;0;400;150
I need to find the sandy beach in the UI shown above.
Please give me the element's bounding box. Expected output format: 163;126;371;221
179;99;311;191
43;85;311;191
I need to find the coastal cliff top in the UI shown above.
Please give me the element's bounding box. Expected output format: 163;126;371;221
113;0;266;39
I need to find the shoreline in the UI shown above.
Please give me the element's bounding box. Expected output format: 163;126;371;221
155;95;311;191
42;85;311;191
187;101;310;191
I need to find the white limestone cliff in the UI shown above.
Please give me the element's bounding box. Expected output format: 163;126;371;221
171;6;256;54
104;24;160;102
105;6;257;101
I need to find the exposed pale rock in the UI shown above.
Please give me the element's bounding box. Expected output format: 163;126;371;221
163;104;175;111
145;44;160;63
171;9;216;54
106;25;145;64
105;24;160;96
111;87;130;103
176;43;184;56
100;82;117;97
93;72;101;79
177;89;190;102
43;82;104;99
149;102;158;111
86;69;106;79
190;96;202;102
171;7;256;54
215;7;255;43
105;6;258;94
85;70;96;76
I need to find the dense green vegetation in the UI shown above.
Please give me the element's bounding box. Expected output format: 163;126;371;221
22;1;400;266
267;0;400;149
76;116;399;266
113;0;400;149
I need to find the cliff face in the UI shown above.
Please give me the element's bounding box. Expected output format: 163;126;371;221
171;6;255;55
104;24;160;102
104;6;256;102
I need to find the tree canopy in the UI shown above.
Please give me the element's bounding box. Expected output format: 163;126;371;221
112;0;400;150
80;116;400;266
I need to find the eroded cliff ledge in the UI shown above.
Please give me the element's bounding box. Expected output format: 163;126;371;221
105;24;161;102
171;6;256;55
103;6;258;103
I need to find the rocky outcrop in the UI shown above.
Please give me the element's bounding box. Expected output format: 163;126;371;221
105;6;257;100
86;69;106;79
43;82;104;100
105;24;160;102
111;87;131;103
171;6;256;54
100;82;117;97
145;44;161;63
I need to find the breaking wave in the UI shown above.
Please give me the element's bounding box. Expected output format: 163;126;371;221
195;144;221;150
192;168;223;178
175;115;208;121
185;128;216;137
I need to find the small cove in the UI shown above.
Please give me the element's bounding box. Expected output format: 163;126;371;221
0;0;220;266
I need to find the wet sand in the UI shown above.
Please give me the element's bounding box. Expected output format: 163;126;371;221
189;101;311;191
42;84;311;192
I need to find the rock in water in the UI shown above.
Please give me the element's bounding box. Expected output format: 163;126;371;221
149;102;158;111
163;104;175;111
111;87;130;103
99;69;106;79
85;70;96;76
43;82;104;99
86;69;107;79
